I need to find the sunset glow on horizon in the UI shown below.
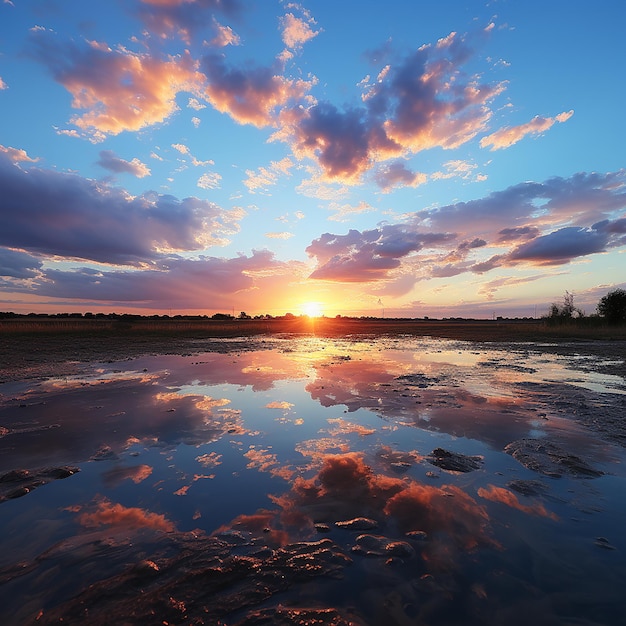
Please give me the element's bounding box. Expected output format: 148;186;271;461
0;2;624;319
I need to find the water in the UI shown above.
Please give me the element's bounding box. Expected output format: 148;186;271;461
0;336;624;625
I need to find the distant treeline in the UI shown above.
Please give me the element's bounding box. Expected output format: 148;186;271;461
0;311;540;322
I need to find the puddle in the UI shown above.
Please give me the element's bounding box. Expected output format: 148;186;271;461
0;336;625;625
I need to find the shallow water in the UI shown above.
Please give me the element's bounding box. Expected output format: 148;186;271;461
0;336;625;625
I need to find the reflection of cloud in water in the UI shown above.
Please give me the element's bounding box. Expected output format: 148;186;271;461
265;453;494;560
196;451;222;468
0;378;247;471
77;499;174;532
101;464;153;487
478;485;558;520
265;400;294;409
244;447;295;481
325;417;376;437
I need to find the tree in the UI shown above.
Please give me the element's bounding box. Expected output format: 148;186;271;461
597;289;626;324
546;291;583;322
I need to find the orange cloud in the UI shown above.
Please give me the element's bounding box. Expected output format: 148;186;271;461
102;464;153;487
31;30;203;136
480;110;574;150
478;485;558;520
78;500;175;532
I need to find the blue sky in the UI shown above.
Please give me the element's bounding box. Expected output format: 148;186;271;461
0;0;624;317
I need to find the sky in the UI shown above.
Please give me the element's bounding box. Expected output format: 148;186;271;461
0;0;625;319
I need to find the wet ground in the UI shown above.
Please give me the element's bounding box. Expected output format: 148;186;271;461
0;336;625;625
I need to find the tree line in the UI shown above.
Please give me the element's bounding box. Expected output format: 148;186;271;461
546;288;626;325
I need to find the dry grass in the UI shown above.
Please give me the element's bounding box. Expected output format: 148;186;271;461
2;316;625;341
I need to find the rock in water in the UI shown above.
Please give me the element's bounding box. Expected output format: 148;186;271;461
426;448;483;472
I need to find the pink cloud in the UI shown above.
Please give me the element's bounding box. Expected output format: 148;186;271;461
480;110;574;150
280;13;320;49
0;144;38;163
208;19;241;47
30;251;287;308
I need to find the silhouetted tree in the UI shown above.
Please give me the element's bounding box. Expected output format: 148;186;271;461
597;288;626;324
547;291;583;321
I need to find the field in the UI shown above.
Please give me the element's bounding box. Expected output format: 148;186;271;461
2;316;625;384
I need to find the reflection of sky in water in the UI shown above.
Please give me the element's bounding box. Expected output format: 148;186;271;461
0;337;625;624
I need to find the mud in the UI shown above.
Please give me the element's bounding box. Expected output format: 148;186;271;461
0;465;79;502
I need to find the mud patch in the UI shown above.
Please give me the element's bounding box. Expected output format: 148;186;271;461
0;466;79;503
504;438;604;478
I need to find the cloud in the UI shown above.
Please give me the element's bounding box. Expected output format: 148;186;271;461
480;110;574;150
28;250;286;308
280;12;320;49
197;171;222;189
97;150;151;178
265;232;294;240
508;226;609;265
307;226;455;282
29;29;203;137
0;144;38;163
373;161;427;192
78;499;174;532
172;143;213;166
0;152;240;265
201;52;313;127
243;157;294;193
327;201;376;223
431;159;484;181
0;248;42;279
208;19;241;47
306;170;626;283
137;0;242;43
276;29;504;183
478;485;557;520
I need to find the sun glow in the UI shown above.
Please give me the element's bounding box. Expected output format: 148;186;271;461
301;301;324;317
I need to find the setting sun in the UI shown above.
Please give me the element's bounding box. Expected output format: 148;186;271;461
301;302;324;317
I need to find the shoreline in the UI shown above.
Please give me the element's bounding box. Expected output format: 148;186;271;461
1;317;625;384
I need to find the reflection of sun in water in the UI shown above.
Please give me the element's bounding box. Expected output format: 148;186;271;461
301;302;323;317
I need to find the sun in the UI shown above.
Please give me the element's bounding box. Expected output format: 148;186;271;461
301;301;324;317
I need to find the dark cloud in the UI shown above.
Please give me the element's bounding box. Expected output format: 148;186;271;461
96;150;150;178
372;161;426;192
498;226;541;242
0;248;42;279
0;153;238;265
201;53;312;127
509;227;609;265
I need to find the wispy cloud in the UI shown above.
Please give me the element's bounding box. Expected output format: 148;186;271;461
480;110;574;150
